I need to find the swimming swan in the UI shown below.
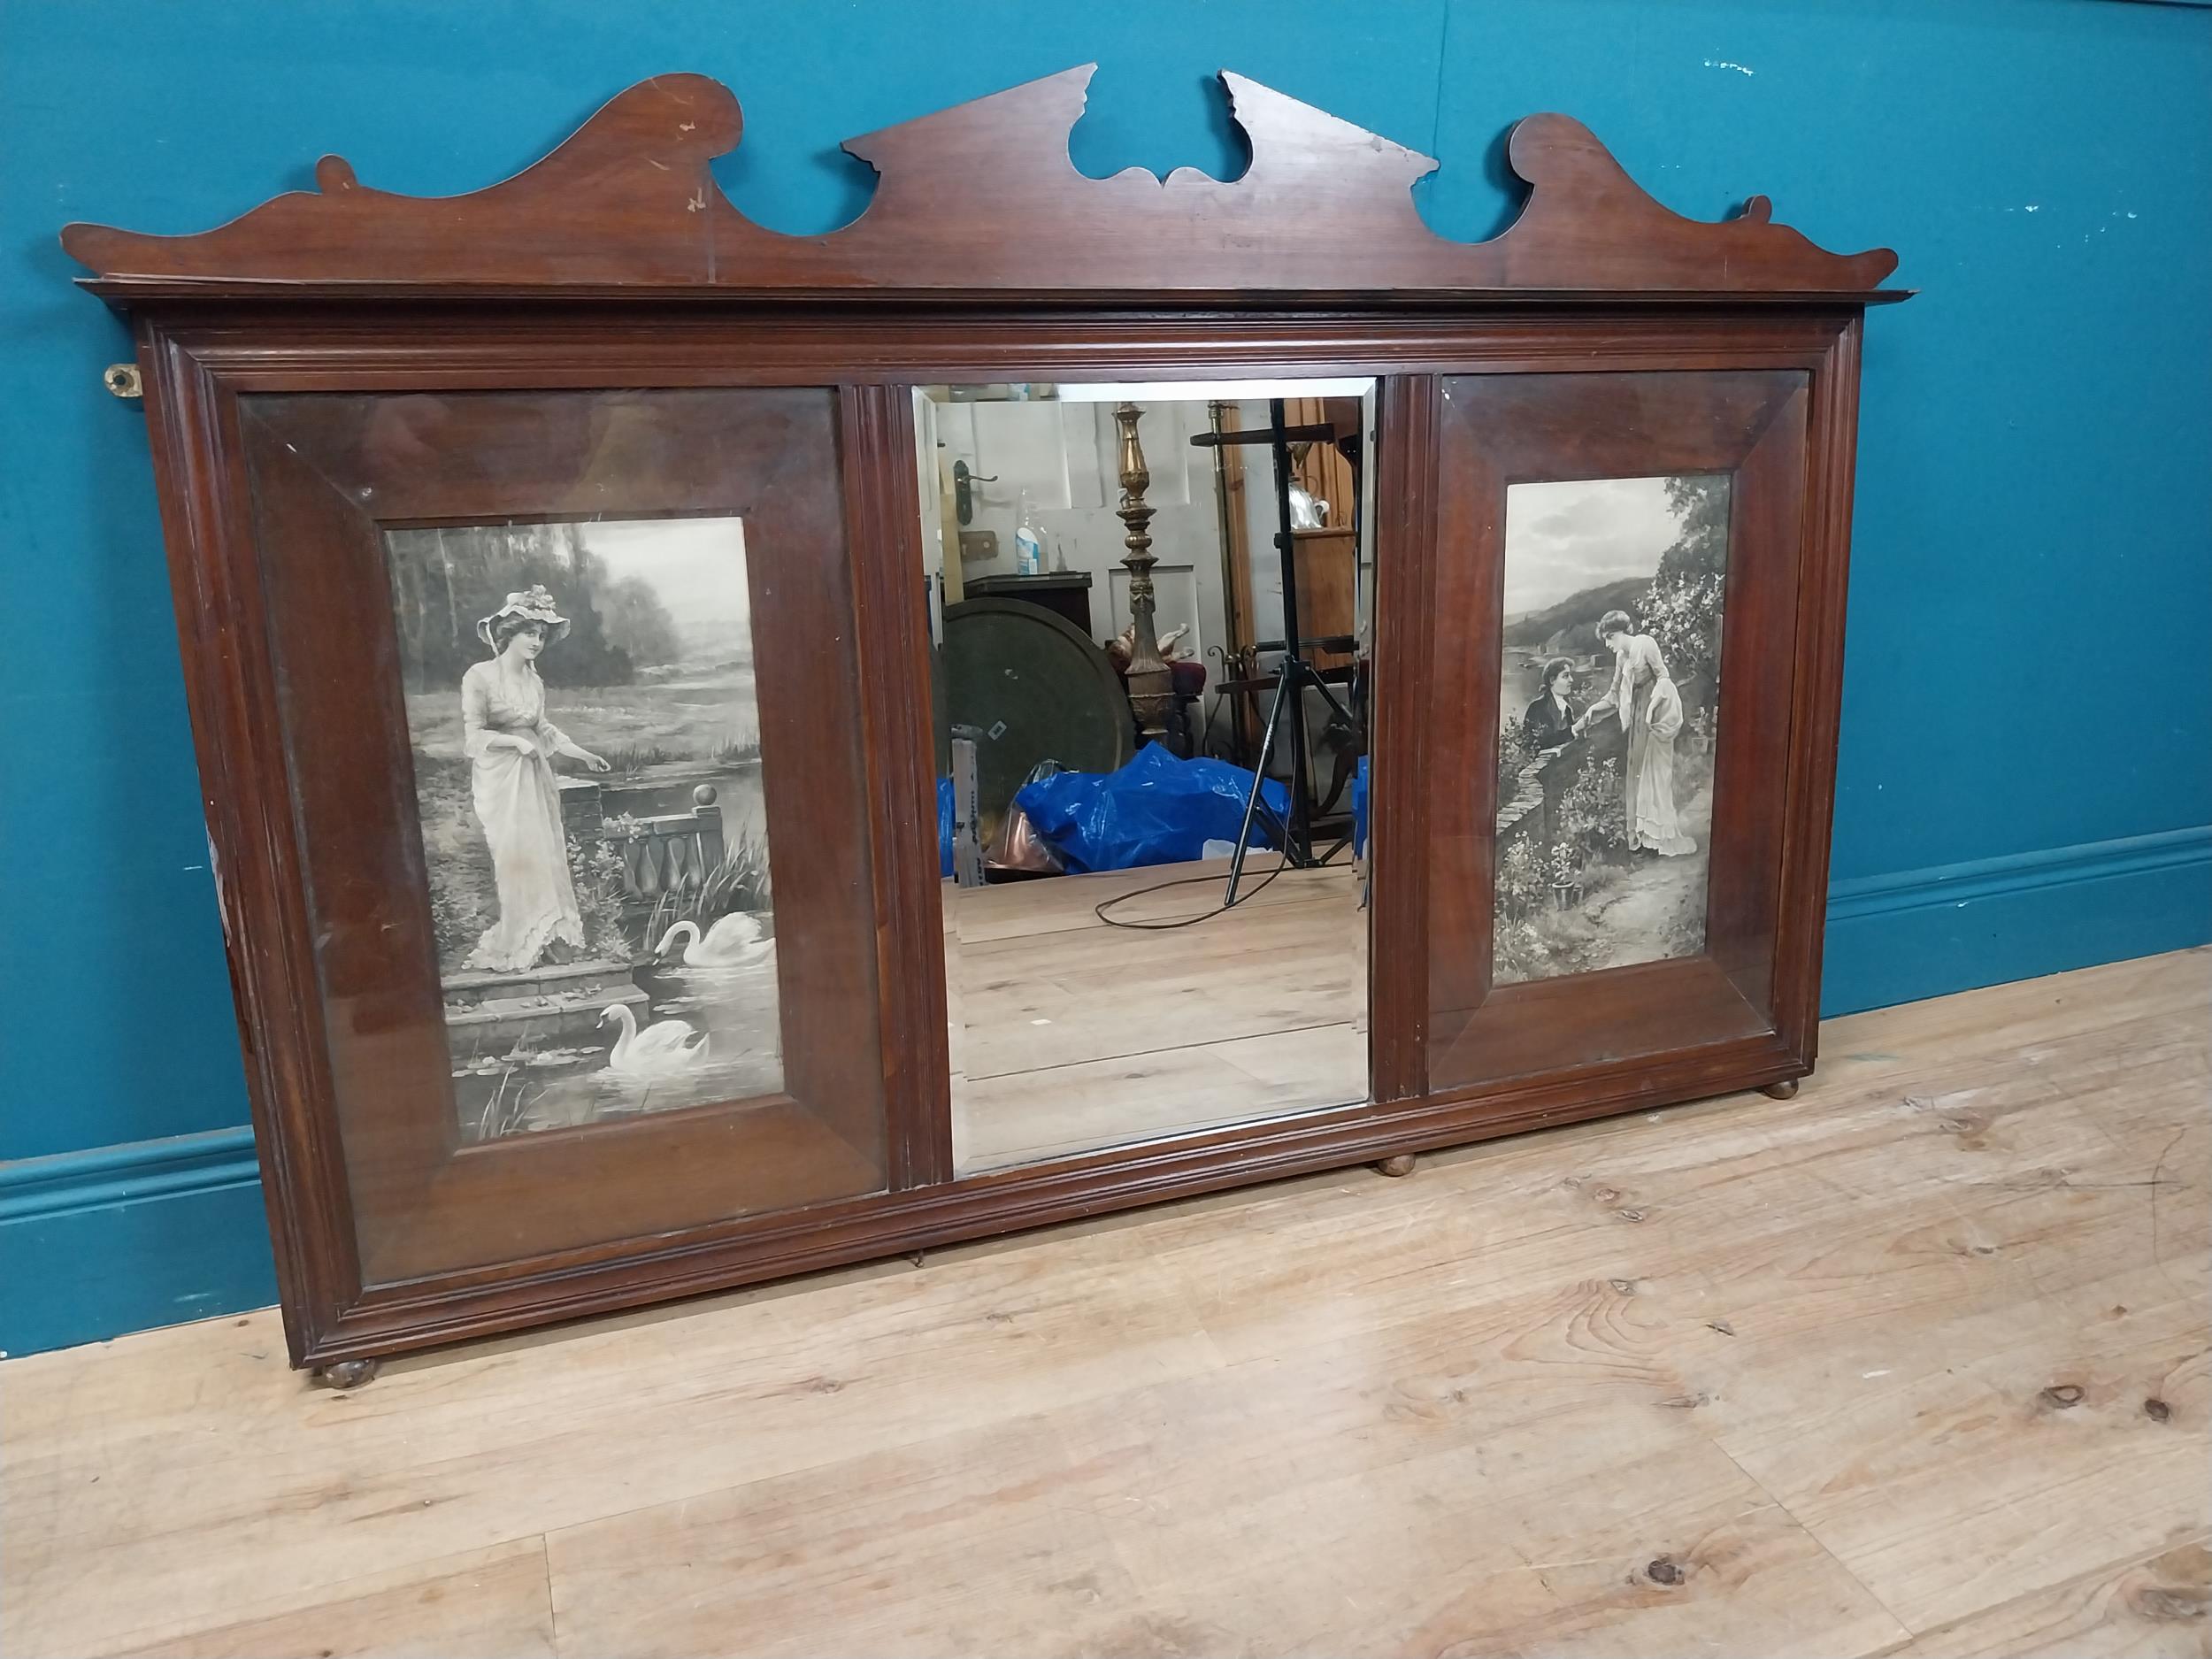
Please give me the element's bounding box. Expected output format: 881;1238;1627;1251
655;912;775;969
599;1002;709;1077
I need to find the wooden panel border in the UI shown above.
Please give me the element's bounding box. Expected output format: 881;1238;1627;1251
1773;314;1866;1068
1421;367;1812;1094
140;332;365;1349
1367;373;1439;1103
841;383;956;1189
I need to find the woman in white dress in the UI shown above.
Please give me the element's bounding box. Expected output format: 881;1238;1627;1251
461;586;610;972
1574;609;1696;856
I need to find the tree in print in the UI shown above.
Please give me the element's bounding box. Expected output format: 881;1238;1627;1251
1638;474;1730;703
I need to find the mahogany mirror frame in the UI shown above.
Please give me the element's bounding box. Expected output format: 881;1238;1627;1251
64;68;1904;1371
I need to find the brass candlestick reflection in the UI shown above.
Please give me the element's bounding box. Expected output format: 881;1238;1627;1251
1113;401;1173;746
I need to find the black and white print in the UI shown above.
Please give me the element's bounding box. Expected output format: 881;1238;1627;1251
1492;474;1730;986
384;515;781;1141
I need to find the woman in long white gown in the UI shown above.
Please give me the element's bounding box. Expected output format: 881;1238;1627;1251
461;586;610;973
1574;610;1696;856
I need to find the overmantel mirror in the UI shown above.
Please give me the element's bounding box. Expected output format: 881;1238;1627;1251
64;67;1904;1375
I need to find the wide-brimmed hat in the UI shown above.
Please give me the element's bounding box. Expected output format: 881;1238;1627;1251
476;585;572;648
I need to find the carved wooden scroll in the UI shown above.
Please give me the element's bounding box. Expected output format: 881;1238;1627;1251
63;67;1899;301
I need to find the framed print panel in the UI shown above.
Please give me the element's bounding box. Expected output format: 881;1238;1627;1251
237;387;889;1286
1425;370;1810;1094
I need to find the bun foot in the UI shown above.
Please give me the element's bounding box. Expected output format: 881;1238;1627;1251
1761;1077;1801;1101
1374;1153;1417;1179
311;1357;380;1390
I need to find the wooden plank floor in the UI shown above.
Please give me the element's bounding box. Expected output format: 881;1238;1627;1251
949;856;1368;1172
4;949;2206;1658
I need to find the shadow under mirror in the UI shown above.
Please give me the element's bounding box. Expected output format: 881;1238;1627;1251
914;378;1379;1174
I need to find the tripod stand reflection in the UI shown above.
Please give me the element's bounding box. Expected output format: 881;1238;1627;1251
1191;396;1363;907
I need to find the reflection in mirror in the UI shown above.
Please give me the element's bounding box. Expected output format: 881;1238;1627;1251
1492;474;1731;986
914;379;1378;1173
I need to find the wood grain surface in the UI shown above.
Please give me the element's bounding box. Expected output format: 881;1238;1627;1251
4;950;2201;1658
61;71;1901;302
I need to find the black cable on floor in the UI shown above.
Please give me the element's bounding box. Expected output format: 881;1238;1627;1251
1091;841;1348;932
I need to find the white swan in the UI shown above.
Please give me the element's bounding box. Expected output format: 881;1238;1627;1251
656;912;775;969
599;1002;709;1078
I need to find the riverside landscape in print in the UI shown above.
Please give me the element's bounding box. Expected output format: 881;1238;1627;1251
1492;474;1731;987
383;515;783;1141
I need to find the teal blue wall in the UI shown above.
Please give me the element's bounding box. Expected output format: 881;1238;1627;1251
4;1;2208;1357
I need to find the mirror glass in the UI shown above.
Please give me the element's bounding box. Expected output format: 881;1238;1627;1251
914;378;1378;1173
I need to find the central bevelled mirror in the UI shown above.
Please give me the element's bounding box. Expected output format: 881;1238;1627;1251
913;378;1379;1172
